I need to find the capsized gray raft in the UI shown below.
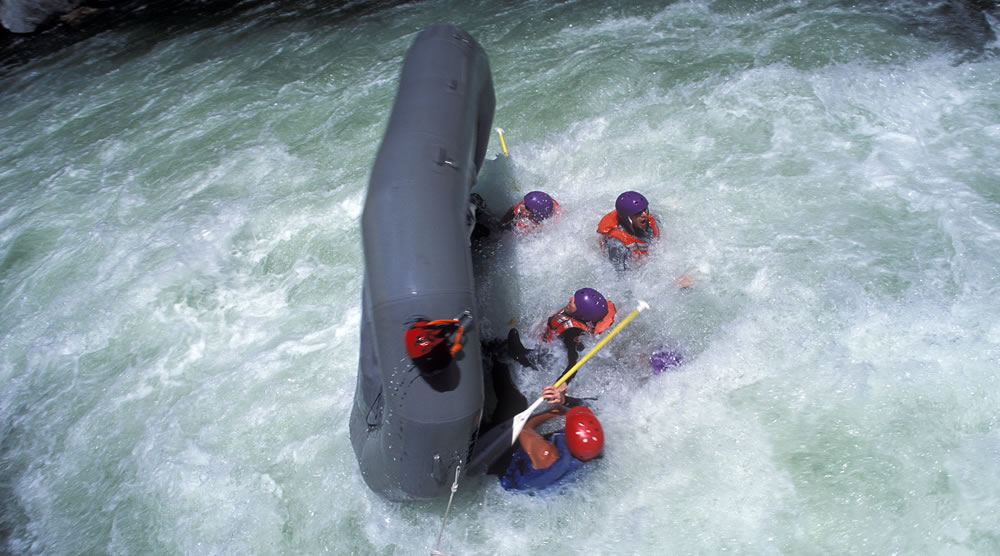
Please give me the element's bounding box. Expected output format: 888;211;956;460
350;24;496;501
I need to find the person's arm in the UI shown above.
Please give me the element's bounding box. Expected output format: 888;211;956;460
563;395;590;408
553;332;595;405
558;328;585;376
518;407;565;470
605;237;629;276
498;206;517;230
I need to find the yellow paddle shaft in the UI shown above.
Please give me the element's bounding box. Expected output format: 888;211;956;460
496;127;509;156
552;300;650;388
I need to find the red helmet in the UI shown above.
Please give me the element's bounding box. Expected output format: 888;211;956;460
565;406;604;461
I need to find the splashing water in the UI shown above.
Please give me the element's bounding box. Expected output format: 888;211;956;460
2;0;999;553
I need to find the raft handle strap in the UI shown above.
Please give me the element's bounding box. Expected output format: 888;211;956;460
430;461;461;556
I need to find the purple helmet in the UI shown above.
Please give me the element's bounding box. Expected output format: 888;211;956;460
523;191;555;220
572;288;609;322
615;191;648;217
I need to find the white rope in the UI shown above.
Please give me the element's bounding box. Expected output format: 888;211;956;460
430;462;461;556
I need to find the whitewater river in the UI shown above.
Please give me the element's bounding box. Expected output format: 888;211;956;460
2;0;999;554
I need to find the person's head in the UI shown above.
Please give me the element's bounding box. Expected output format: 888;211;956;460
523;191;555;222
567;287;608;323
565;406;604;461
615;191;650;231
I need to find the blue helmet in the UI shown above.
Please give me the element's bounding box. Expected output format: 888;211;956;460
572;287;608;322
523;191;555;220
615;191;648;217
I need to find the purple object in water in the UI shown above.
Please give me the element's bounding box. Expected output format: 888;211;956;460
650;349;684;374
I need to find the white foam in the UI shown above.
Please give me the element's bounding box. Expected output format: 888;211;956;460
3;0;1000;553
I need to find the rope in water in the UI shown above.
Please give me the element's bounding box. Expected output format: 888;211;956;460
430;462;462;556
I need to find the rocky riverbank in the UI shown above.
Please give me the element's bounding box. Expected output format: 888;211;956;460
0;0;241;72
0;0;422;74
2;0;996;76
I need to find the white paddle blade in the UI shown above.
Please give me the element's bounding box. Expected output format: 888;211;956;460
510;396;545;445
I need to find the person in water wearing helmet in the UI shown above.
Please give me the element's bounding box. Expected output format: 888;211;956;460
500;403;605;491
500;190;560;232
597;190;659;276
542;286;617;346
508;287;617;378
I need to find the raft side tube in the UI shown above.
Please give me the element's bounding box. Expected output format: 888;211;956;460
350;24;495;501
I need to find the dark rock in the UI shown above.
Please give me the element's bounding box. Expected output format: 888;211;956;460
0;0;420;75
1;0;81;34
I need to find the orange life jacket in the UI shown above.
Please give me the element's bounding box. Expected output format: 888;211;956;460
510;200;561;231
596;210;659;258
542;300;617;343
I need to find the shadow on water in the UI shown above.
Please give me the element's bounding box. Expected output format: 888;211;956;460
471;153;525;342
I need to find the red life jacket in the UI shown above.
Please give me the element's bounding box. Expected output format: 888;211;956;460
509;200;561;232
542;300;617;343
596;210;659;258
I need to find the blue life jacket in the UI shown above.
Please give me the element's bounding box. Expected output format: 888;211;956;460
500;433;585;491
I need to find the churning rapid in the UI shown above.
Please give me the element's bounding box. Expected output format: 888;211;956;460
2;0;999;554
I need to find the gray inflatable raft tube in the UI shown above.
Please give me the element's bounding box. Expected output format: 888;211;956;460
349;24;496;501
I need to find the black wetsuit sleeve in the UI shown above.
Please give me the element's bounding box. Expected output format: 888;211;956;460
468;194;499;241
605;237;629;275
498;206;517;230
558;328;585;379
